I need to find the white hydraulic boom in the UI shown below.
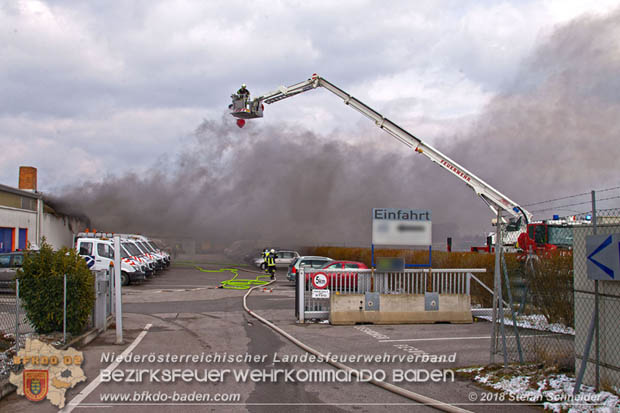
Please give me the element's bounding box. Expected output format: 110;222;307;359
244;74;532;229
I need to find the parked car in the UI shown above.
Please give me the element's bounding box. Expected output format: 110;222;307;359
122;240;155;277
322;260;368;270
274;250;300;267
254;250;300;269
319;260;368;289
144;239;171;267
0;251;24;293
287;256;333;282
75;237;146;285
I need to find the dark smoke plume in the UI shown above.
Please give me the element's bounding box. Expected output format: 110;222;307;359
55;9;620;249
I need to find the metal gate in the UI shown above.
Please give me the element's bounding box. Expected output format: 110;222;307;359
296;268;481;322
93;269;112;331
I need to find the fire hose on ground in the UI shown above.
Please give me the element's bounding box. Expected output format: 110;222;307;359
192;265;272;289
242;277;473;413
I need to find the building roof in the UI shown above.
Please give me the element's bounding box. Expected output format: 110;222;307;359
0;183;42;199
0;182;90;225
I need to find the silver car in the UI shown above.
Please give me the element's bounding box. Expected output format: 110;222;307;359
287;256;333;282
0;252;24;294
275;250;300;267
254;250;300;269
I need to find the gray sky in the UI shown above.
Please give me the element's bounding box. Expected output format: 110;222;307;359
3;1;620;246
2;0;616;187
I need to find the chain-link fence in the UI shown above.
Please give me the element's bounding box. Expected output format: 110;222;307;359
492;220;578;370
0;281;35;381
489;195;620;391
0;270;111;383
573;207;620;392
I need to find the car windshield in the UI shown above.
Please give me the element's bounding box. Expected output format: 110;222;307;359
134;243;147;254
123;242;142;256
97;243;114;259
79;242;93;256
0;255;11;268
120;246;130;259
548;226;573;246
300;259;318;267
311;260;329;268
13;254;24;267
139;242;153;252
149;241;160;250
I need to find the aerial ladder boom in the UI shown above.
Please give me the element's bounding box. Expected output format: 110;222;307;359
247;74;532;229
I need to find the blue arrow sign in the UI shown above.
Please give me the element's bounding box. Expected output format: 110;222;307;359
587;236;614;279
586;234;620;281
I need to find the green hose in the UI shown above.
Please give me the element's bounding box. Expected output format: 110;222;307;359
193;265;272;290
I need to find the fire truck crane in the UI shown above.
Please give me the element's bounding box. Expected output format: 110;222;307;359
230;74;533;245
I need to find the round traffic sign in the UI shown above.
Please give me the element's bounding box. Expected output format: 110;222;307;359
312;272;328;289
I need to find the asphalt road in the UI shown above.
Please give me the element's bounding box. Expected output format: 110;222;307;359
0;256;543;412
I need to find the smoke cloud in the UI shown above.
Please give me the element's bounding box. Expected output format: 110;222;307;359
55;9;620;249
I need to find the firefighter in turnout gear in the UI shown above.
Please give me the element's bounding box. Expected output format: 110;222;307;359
237;84;250;98
262;249;270;272
237;84;250;108
265;248;277;279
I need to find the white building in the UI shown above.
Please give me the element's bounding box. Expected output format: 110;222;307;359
0;167;89;252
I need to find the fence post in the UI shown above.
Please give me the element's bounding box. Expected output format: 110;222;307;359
298;268;305;323
592;191;599;391
490;210;501;363
466;272;470;295
113;236;123;344
574;190;599;394
63;274;67;344
497;237;508;367
502;252;524;364
15;278;20;351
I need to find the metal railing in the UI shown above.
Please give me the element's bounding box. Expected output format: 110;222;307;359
297;268;484;322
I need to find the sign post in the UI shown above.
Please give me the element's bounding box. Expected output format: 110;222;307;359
113;236;123;344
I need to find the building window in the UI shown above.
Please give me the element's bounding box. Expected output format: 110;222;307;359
0;190;37;211
21;197;37;211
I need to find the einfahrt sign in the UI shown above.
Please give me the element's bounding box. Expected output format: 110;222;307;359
372;208;432;246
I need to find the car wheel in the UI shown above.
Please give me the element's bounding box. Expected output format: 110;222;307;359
260;262;266;270
121;272;130;286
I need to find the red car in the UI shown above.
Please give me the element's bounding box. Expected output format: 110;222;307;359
322;261;368;270
306;261;368;290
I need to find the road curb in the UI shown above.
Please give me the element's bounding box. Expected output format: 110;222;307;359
0;317;113;400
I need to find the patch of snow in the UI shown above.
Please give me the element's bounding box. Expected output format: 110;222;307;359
472;368;619;412
457;366;484;373
476;313;575;335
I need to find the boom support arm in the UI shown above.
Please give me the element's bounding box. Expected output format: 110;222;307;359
256;74;532;225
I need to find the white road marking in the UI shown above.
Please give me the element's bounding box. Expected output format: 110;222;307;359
61;323;152;413
393;343;428;356
354;325;390;340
